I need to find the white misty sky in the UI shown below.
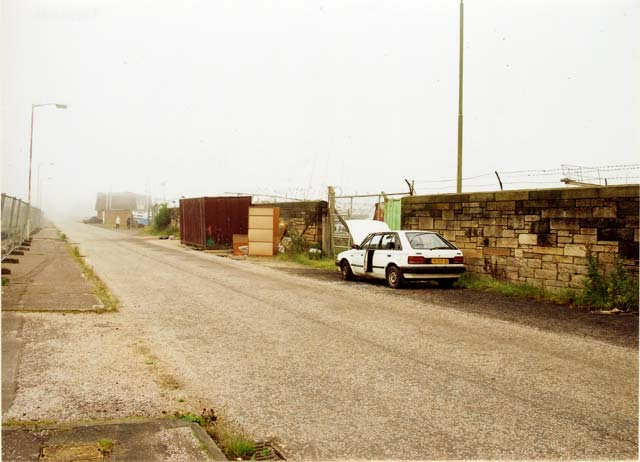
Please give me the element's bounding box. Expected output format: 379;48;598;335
2;0;639;218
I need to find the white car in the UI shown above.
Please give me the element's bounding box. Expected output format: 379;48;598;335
335;230;465;289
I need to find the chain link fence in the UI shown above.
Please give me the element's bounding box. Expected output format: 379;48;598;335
1;194;43;261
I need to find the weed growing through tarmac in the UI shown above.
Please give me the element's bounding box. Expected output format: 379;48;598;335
97;438;114;457
57;229;119;311
177;409;258;460
1;277;8;286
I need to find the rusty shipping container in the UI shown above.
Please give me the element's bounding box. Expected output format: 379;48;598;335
179;196;252;248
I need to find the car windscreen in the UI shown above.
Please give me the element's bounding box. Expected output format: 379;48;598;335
406;232;455;250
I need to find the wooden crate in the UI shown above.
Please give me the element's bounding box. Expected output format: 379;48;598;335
248;207;279;256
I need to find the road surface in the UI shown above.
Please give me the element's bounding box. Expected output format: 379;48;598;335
6;222;638;460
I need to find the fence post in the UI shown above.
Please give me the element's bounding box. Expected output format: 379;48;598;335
327;186;336;257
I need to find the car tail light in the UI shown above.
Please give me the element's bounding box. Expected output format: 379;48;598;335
408;256;426;264
453;256;464;264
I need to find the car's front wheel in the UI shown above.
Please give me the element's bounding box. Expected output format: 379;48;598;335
340;260;354;281
386;266;403;289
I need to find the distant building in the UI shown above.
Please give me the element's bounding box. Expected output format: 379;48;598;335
95;192;151;226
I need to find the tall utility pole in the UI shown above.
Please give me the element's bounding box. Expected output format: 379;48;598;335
456;0;464;193
27;103;67;234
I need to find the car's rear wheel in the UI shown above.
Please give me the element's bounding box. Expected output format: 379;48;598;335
439;278;458;288
340;260;354;280
386;266;403;289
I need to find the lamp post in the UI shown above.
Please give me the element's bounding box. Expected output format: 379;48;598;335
456;0;464;193
37;162;55;208
27;103;67;234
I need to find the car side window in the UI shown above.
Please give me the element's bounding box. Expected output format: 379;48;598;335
381;233;401;251
367;234;383;250
359;234;373;249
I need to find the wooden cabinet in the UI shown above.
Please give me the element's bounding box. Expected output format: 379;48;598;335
248;207;280;256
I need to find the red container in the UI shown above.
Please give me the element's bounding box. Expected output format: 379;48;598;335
180;196;251;248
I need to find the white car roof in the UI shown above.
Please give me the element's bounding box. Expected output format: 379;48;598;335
345;219;390;245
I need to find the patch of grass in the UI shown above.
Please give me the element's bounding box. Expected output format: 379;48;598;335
57;231;68;241
199;409;257;460
276;252;336;270
97;438;114;457
144;224;180;238
175;412;202;424
1;277;8;286
456;272;577;305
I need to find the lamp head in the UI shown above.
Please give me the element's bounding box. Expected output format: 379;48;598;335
55;104;67;109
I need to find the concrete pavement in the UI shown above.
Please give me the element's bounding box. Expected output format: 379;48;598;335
2;418;225;462
2;226;226;462
1;227;102;312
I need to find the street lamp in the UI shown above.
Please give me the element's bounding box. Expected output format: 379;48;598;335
27;103;67;234
37;162;55;208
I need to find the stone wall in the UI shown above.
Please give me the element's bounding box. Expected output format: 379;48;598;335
259;201;327;247
402;185;639;289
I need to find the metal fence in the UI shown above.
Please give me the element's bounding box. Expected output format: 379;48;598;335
1;194;43;261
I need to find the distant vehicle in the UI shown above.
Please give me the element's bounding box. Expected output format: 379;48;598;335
336;230;465;289
132;211;149;226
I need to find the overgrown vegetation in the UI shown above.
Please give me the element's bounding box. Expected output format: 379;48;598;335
275;228;335;269
1;277;8;286
458;253;639;313
579;253;638;312
145;203;179;237
456;272;576;305
97;438;114;457
178;410;257;460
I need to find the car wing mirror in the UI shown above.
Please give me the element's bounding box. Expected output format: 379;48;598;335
351;244;360;250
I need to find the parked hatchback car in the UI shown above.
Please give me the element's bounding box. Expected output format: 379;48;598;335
335;230;465;288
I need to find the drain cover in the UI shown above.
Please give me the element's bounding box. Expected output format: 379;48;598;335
40;443;105;461
251;442;285;461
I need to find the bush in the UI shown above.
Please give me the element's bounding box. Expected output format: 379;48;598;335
581;253;638;312
154;203;172;230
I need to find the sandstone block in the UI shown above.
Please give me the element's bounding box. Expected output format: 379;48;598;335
518;234;538;245
564;244;587;257
418;217;434;229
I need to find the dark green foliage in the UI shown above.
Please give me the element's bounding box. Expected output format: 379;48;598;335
154;203;172;230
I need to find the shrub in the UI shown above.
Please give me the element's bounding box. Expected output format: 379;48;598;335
154;203;171;230
581;252;638;312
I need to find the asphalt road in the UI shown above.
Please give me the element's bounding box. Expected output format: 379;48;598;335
15;223;639;460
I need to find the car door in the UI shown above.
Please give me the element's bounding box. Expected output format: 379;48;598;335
372;233;402;278
362;234;383;276
350;234;372;275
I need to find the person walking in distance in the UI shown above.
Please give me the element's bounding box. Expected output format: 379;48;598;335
126;216;131;229
115;215;121;229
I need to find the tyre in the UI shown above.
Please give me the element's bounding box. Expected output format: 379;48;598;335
386;266;403;289
340;260;354;281
439;278;457;288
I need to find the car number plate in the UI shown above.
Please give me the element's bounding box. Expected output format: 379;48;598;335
431;258;449;264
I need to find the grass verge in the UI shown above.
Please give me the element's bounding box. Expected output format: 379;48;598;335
57;230;119;311
456;272;577;306
276;252;337;270
144;224;180;238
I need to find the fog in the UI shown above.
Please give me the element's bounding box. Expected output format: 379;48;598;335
2;0;639;220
